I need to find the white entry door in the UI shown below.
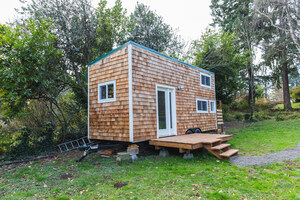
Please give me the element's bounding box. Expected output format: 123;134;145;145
156;85;176;138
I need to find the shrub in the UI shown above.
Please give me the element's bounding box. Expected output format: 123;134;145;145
256;99;272;111
255;111;271;121
275;113;284;121
223;112;235;121
244;113;251;121
234;113;244;121
236;101;249;111
1;123;56;160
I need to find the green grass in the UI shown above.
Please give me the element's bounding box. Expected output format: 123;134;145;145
228;119;300;156
0;119;300;199
273;102;300;110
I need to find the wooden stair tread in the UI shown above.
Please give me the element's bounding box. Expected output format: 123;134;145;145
211;143;230;150
220;149;238;157
202;139;221;144
217;122;224;125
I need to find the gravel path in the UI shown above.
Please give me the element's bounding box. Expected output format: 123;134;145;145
230;141;300;167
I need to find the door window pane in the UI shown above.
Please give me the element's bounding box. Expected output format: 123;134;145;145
107;84;114;98
100;85;106;99
158;91;166;129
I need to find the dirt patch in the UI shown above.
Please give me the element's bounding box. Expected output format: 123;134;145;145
60;173;73;180
114;182;128;189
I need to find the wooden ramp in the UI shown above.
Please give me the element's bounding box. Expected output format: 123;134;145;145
149;134;238;160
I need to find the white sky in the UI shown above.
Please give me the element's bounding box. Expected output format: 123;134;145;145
0;0;212;42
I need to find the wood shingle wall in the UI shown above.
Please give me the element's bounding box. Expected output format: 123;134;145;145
89;47;130;141
131;45;216;142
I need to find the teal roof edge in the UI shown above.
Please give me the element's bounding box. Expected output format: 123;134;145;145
87;41;214;75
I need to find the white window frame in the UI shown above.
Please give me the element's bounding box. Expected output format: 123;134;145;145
98;80;116;103
196;98;209;113
200;72;211;88
210;100;216;113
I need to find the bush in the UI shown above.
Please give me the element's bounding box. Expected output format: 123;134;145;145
256;99;273;111
244;113;251;121
274;111;300;121
223;112;235;121
1;123;56;160
236;101;249;111
275;113;285;121
234;113;244;121
255;111;271;121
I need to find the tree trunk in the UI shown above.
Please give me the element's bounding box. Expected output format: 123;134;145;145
248;67;255;119
282;61;292;110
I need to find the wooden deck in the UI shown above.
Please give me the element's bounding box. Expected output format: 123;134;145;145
149;134;238;160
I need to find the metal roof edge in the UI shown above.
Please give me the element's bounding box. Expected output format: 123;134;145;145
87;41;131;66
87;41;214;75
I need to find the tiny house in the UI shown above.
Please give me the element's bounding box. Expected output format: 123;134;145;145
88;41;217;143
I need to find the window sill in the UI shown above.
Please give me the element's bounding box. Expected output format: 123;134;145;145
98;98;116;103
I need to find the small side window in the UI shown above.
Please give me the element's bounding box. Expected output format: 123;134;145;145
196;99;208;113
210;100;216;113
200;73;211;88
98;80;116;103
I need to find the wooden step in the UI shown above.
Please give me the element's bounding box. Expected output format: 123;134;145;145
217;109;222;112
211;143;230;150
217;122;224;125
201;139;221;144
220;149;238;158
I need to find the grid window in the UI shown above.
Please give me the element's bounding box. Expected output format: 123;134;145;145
98;80;116;103
200;73;211;88
196;99;208;113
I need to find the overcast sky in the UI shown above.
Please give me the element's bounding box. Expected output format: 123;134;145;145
0;0;212;42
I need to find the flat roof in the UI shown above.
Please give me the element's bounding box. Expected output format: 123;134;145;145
87;41;214;75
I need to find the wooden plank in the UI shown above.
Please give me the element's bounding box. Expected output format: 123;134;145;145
220;149;238;157
201;139;221;144
211;143;230;150
149;140;194;149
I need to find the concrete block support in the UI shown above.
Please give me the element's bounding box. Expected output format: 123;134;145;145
183;153;194;159
159;149;169;157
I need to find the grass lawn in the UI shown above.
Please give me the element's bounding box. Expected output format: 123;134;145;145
228;119;300;156
273;102;300;110
0;119;300;199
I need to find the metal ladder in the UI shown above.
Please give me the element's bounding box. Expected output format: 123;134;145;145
57;136;91;153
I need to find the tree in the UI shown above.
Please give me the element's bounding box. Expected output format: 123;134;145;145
0;19;63;124
210;0;261;118
18;0;130;108
254;0;299;110
190;29;250;104
96;0;132;49
128;2;184;57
